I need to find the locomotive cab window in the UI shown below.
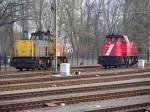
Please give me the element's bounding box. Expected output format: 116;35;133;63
43;35;48;41
115;37;126;42
104;38;108;42
30;32;49;41
111;38;117;42
105;38;112;42
105;37;118;42
117;38;122;42
121;38;126;42
30;34;36;40
114;38;118;42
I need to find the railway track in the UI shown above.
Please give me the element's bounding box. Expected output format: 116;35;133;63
0;71;49;78
0;88;149;111
0;70;46;75
0;69;102;79
0;81;149;101
85;103;150;112
127;109;148;112
0;66;100;76
0;73;150;91
0;69;150;85
0;71;15;75
0;66;148;79
0;67;150;111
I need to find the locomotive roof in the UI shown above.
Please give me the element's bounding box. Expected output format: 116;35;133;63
105;35;126;38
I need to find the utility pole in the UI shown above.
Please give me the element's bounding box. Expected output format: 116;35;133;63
10;1;14;46
51;0;57;72
55;0;57;72
145;12;150;63
21;0;29;39
0;45;1;71
148;30;150;62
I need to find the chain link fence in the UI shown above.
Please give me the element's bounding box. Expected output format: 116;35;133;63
1;50;150;71
0;55;13;71
68;51;98;66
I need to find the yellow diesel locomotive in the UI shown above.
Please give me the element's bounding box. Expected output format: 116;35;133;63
11;31;67;71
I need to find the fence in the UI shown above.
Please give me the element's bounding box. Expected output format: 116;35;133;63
1;53;150;71
68;51;98;66
0;55;13;71
68;52;150;66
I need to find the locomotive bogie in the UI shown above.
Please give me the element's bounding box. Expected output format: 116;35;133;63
98;56;138;68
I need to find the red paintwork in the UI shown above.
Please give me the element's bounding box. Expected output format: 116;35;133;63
98;35;137;57
56;39;63;52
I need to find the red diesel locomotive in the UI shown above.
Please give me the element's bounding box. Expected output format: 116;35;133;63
98;34;138;68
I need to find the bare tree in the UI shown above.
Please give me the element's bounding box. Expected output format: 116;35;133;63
30;0;53;31
0;0;31;27
0;0;31;55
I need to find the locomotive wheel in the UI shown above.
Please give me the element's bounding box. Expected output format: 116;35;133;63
115;65;121;68
123;56;138;67
114;65;118;68
128;57;132;66
124;57;129;67
32;67;36;71
19;68;23;71
130;57;134;66
37;66;41;70
108;66;111;68
26;68;29;71
103;65;107;69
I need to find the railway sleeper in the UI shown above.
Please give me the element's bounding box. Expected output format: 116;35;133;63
0;89;150;111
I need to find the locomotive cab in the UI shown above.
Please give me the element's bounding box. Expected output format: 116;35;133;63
98;35;138;68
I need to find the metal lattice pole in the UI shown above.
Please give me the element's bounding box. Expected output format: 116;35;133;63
0;46;1;71
148;31;150;62
51;0;57;72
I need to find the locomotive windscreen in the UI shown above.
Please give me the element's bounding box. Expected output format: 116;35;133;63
105;35;128;42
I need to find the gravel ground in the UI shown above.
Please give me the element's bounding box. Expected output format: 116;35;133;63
1;85;149;105
19;95;150;112
0;77;149;95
